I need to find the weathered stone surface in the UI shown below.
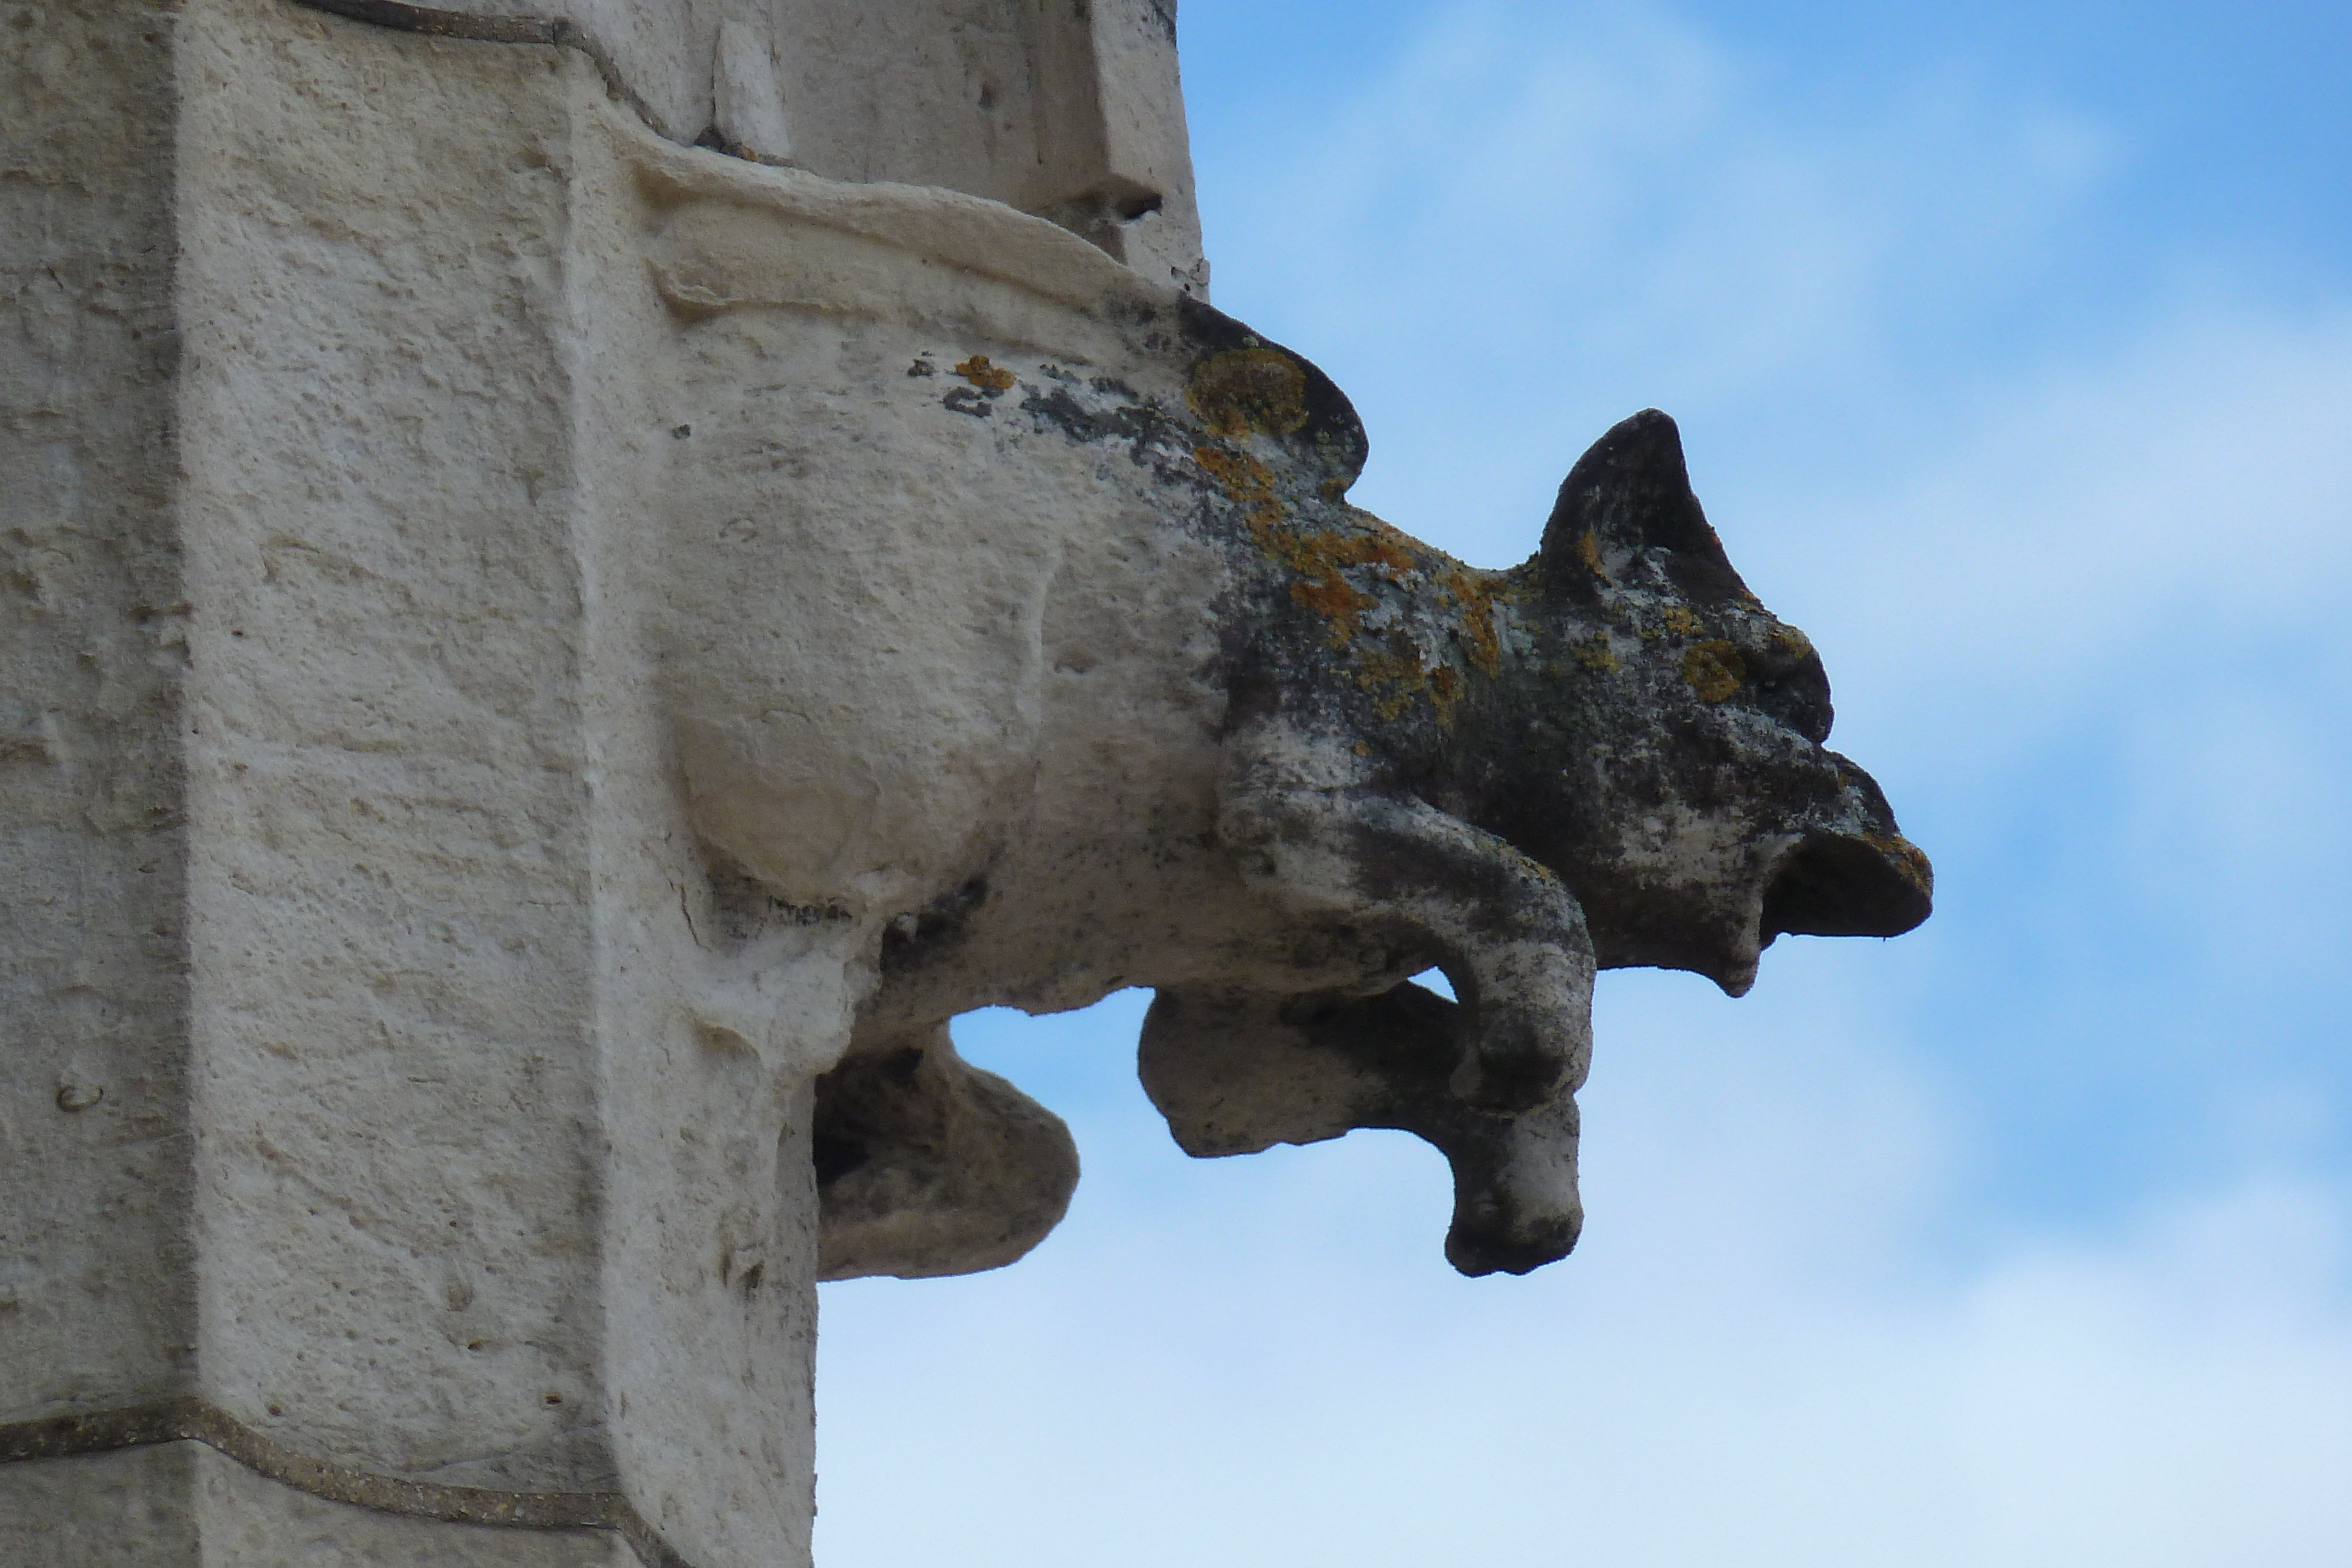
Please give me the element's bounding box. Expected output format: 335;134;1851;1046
814;1021;1081;1282
178;0;612;1499
0;1442;637;1566
2;0;198;1437
0;1445;203;1567
2;1;1926;1562
776;362;1931;1278
298;0;1207;292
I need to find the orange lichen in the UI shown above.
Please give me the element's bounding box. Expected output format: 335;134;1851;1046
1194;443;1289;554
1428;663;1462;717
1197;445;1424;648
1302;527;1414;581
1576;529;1605;577
1573;636;1620;673
1193;443;1272;501
1193;443;1489;707
1354;646;1428;721
1291;574;1373;643
1659;605;1700;636
1864;831;1936;897
1282;526;1426;646
1441;569;1502;677
1278;530;1494;700
1681;640;1746;702
1187;347;1309;439
953;355;1016;392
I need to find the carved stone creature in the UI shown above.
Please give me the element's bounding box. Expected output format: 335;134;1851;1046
1133;401;1930;1274
652;196;1934;1279
2;8;1928;1555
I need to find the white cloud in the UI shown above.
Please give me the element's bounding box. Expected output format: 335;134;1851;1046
1201;1;2134;565
1951;1180;2352;1566
816;994;2352;1567
1782;307;2352;764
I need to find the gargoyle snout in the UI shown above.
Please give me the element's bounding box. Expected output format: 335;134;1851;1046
1760;828;1933;941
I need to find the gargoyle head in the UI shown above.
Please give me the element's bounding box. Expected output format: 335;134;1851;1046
1500;409;1931;993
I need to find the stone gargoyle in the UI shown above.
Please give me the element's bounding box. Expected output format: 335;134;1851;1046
643;145;1933;1285
0;19;1932;1560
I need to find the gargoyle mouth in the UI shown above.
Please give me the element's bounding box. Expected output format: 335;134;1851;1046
1760;830;1934;941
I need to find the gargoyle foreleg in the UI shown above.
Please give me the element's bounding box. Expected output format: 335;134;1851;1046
1218;726;1596;1111
1140;981;1583;1275
812;1020;1080;1281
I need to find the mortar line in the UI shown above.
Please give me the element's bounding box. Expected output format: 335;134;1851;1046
0;1399;693;1568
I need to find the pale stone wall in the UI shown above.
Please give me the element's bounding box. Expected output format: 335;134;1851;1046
5;5;1195;1559
181;1;612;1496
297;0;1207;291
1;1442;636;1567
4;5;818;1561
0;1446;204;1567
1;0;198;1441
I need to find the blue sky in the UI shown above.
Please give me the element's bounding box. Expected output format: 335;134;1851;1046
815;4;2352;1562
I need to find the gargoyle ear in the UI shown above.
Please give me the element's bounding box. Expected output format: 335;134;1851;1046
1537;409;1748;602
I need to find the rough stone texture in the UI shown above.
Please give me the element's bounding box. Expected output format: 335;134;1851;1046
300;0;1208;292
4;6;814;1563
1;1;1926;1562
0;1445;203;1567
1;0;198;1436
186;1442;637;1567
0;1442;636;1566
178;1;611;1497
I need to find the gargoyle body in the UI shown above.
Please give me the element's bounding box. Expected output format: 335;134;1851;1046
651;198;1929;1283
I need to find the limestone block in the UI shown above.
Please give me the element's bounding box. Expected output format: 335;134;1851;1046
5;5;813;1563
1;0;197;1434
177;0;610;1495
1075;0;1208;293
299;0;1209;290
0;1442;637;1567
0;1445;202;1567
708;15;789;163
